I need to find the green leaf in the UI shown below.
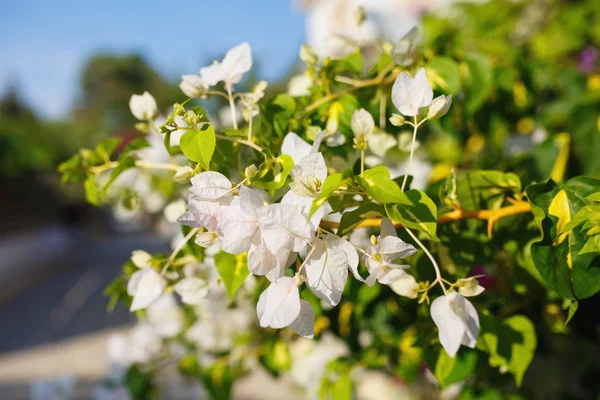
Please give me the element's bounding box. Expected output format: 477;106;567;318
337;203;385;236
427;57;461;94
191;106;210;122
222;128;246;138
84;174;100;206
565;299;578;325
427;347;478;388
355;166;412;205
477;312;537;387
456;170;522;210
385;189;439;241
253;154;294;195
464;52;493;115
526;177;600;299
58;154;85;184
124;138;150;153
310;170;353;217
214;251;249;302
272;94;296;115
95;137;122;160
180;126;216;170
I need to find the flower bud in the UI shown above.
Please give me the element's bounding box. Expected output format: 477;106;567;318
195;232;219;248
389;113;405;127
173;166;195;183
173;103;186;116
244;164;258;180
456;277;485;297
300;43;319;66
428;94;452;119
183;110;199;126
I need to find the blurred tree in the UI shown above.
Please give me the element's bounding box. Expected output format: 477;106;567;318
0;87;53;176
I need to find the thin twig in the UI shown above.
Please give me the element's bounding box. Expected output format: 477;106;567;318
319;201;532;238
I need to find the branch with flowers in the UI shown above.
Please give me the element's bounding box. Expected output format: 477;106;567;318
57;20;600;400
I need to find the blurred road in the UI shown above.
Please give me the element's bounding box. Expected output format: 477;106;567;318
0;224;170;397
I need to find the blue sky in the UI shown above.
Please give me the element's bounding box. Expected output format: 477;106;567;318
0;0;306;119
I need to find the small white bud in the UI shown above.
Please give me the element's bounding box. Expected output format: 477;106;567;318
389;113;405;127
300;43;319;66
428;94;452;119
173;166;195;183
456;277;485;297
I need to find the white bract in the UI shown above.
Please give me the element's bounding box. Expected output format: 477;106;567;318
200;42;252;87
218;185;263;254
304;236;359;306
390;273;419;299
128;267;166;311
129;91;158;121
189;171;233;201
351;108;375;143
174;276;210;305
364;219;417;285
180;74;209;98
430;292;480;358
289;300;315;338
131;250;152;268
391;68;433;117
256;203;313;254
257;276;303;329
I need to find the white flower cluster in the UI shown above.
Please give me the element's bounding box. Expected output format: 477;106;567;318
125;42;481;359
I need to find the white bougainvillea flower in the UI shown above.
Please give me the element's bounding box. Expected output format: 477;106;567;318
129;91;158;121
188;171;233;201
391;68;433;117
131;250;152;268
200;42;252;87
256;203;313;254
174;276;210;305
456;277;485;297
179;74;209;98
281;132;313;164
351;108;375;142
390;273;419;299
364;218;417;285
427;94;452;119
248;238;291;282
257;276;302;329
128;268;166;311
430;292;480;358
217;185;263;254
289;300;315;338
178;198;221;231
304;236;359;306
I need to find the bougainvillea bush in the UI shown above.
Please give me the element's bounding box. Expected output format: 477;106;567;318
59;2;600;399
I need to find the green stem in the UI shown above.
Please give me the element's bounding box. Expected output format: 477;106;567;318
225;82;238;130
161;228;199;275
401;115;419;192
404;227;447;296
